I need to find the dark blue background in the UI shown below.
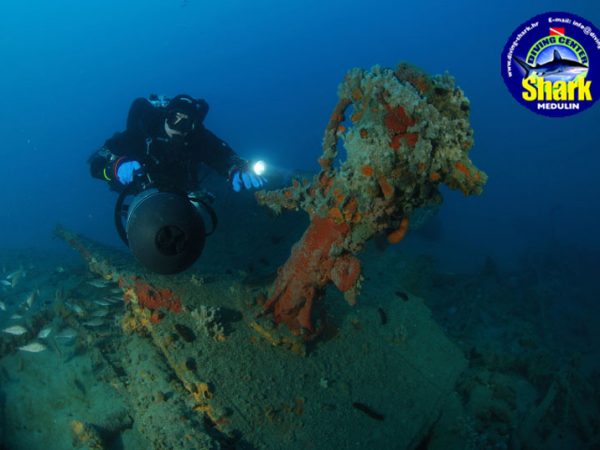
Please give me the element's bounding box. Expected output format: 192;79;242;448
0;0;598;271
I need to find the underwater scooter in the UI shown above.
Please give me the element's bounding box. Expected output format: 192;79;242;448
114;173;217;275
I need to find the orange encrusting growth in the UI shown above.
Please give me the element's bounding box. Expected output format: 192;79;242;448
449;160;486;195
454;162;471;177
351;88;363;101
361;165;374;177
333;188;345;205
150;311;162;324
387;217;410;244
384;104;418;150
262;216;354;332
328;207;344;223
342;197;358;222
130;279;182;313
318;158;331;170
378;176;394;199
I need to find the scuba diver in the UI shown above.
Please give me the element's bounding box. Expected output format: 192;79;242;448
88;94;267;274
89;94;265;193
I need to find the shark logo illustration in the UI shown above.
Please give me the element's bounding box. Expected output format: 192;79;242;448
514;49;589;83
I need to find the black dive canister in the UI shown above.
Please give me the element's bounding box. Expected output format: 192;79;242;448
124;189;206;274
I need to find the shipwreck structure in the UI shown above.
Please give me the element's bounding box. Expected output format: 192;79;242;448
257;63;487;334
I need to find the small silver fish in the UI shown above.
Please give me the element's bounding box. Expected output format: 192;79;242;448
110;288;122;294
6;269;25;288
66;302;85;317
83;318;104;327
91;308;109;317
10;313;23;320
93;299;111;307
3;325;28;335
0;300;6;311
37;326;52;339
0;280;11;287
5;269;24;280
24;290;38;309
19;342;47;353
55;328;77;340
87;279;109;288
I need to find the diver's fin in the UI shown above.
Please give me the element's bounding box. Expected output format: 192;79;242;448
553;49;562;61
514;56;532;77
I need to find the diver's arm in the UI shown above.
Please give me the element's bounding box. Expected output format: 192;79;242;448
89;98;158;186
88;131;145;186
88;145;129;188
197;128;245;178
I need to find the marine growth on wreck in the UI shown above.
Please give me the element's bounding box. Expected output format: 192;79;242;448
256;63;487;335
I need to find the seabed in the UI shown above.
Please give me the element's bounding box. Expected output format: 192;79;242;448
1;212;598;449
0;225;466;449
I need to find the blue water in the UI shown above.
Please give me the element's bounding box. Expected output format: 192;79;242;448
0;0;597;272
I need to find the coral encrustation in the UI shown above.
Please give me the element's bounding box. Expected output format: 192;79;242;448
257;63;487;335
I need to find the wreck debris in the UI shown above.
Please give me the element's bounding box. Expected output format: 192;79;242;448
256;63;487;334
71;420;105;449
54;226;231;446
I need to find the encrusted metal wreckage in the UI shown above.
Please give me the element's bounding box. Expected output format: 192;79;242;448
55;226;223;449
256;63;486;335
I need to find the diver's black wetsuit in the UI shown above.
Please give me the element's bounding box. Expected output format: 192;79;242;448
89;97;243;192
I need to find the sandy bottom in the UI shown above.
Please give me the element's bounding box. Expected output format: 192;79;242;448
1;204;598;449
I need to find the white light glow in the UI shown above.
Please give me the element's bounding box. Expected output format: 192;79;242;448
252;160;266;176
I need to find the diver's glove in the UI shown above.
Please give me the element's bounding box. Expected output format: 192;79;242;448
229;162;267;192
115;160;142;185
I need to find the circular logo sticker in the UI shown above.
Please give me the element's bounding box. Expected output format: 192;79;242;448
501;11;600;117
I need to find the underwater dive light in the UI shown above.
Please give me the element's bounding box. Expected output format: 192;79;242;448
252;160;266;176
